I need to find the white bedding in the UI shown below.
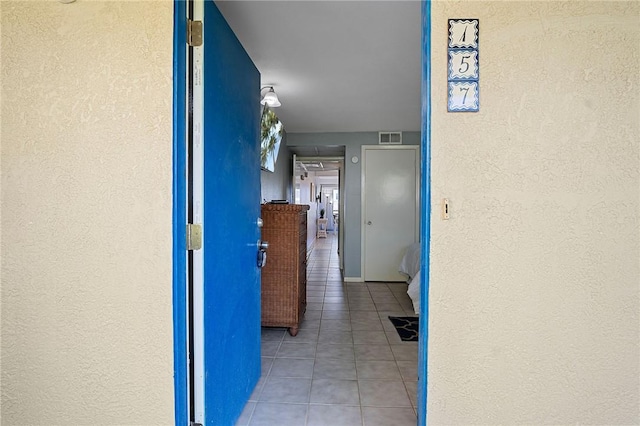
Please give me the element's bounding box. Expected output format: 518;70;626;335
398;243;421;314
407;271;420;314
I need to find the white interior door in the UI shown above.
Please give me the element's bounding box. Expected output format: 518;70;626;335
339;165;345;270
362;146;419;281
292;153;298;203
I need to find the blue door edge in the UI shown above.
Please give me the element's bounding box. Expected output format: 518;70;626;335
418;1;431;426
172;1;188;424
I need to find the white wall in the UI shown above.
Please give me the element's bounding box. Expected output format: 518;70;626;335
1;2;174;424
428;2;639;424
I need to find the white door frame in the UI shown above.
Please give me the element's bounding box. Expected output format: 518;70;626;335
360;145;420;282
338;164;345;271
187;0;205;422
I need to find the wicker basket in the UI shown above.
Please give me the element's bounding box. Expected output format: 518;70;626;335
260;204;309;336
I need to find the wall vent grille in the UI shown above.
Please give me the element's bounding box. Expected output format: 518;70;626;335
378;131;402;145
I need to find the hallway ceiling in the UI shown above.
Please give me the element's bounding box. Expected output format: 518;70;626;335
216;1;422;134
296;159;342;174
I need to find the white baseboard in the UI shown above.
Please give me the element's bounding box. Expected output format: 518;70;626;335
343;276;363;282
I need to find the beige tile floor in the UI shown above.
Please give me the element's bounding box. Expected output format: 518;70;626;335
236;233;418;426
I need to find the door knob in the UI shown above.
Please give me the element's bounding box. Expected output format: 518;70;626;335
257;250;267;268
257;240;269;268
367;221;372;225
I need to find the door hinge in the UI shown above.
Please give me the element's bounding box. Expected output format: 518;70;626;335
187;223;203;251
187;19;203;47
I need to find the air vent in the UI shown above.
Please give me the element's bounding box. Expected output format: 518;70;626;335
378;131;402;145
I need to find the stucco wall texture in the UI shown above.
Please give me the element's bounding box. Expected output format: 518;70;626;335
1;2;175;425
2;1;639;425
429;1;639;424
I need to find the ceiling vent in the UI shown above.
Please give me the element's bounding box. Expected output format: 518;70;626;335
379;131;402;145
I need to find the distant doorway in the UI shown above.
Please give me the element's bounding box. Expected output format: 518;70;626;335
294;156;344;270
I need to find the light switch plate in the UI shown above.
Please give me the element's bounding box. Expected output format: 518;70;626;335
442;198;450;220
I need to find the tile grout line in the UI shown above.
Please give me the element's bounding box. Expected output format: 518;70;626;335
251;234;416;425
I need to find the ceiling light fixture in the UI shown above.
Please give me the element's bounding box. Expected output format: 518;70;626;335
260;86;281;108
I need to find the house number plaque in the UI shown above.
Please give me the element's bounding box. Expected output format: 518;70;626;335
448;19;479;112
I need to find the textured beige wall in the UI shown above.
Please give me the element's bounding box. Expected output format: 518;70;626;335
1;1;174;424
429;1;639;423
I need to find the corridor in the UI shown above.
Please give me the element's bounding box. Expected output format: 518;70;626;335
237;234;419;426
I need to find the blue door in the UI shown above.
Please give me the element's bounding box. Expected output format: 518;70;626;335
418;1;431;425
173;1;262;424
201;2;262;424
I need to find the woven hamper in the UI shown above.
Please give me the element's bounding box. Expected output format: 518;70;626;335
260;204;309;336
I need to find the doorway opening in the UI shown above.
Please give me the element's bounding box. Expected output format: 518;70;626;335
172;1;432;424
293;155;345;272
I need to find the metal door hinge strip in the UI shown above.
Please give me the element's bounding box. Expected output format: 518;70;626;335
187;223;203;250
187;20;203;47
